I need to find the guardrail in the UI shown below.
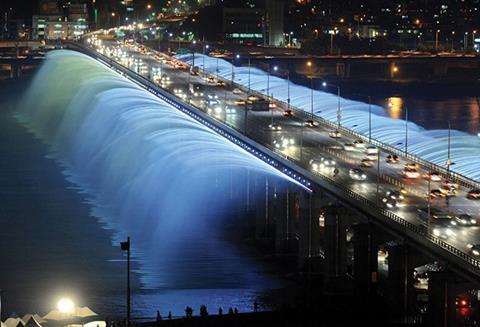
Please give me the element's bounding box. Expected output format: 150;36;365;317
185;54;480;192
74;41;480;279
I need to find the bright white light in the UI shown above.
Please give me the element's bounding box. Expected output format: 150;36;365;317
57;298;75;313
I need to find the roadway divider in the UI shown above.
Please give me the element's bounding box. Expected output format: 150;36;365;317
72;41;480;281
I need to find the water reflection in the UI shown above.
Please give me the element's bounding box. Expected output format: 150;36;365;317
386;97;404;119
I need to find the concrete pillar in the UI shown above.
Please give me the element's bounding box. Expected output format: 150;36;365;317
427;271;456;327
352;223;378;299
323;205;347;281
253;176;274;242
386;243;417;319
273;188;297;255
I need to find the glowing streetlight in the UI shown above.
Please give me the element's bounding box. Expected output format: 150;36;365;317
322;81;341;130
57;298;75;314
147;4;152;9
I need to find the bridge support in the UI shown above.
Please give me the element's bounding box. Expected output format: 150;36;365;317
352;223;378;300
322;204;349;292
386;243;424;320
427;271;456;327
273;188;297;256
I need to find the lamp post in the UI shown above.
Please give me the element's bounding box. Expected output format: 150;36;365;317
451;31;455;52
473;30;477;51
248;57;251;93
322;81;341;130
305;61;316;127
231;54;240;84
120;237;131;327
266;64;278;104
435;29;440;51
404;105;409;158
202;44;209;75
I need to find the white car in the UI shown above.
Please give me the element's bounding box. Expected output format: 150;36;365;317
233;88;243;94
310;157;336;171
349;168;367;181
366;146;378;155
225;106;236;114
353;140;366;149
344;143;355;151
403;168;420;179
329;130;342;139
268;123;282;131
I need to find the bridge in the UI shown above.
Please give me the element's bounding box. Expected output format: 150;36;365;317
70;38;480;325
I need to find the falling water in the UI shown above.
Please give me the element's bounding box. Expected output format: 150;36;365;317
177;54;480;182
15;50;300;316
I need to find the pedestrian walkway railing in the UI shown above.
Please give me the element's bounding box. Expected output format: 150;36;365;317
74;41;480;279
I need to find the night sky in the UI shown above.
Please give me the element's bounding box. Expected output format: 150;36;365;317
1;0;35;19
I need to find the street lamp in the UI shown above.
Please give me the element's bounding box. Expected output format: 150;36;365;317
202;44;209;74
231;54;240;84
266;64;278;105
435;29;440;51
322;81;341;130
451;31;455;52
473;30;477;51
305;61;316;127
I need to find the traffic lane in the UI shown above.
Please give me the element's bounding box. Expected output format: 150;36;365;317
99;44;480;236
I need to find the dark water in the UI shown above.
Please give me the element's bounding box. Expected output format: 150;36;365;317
353;93;480;135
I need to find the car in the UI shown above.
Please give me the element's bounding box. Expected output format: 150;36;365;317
403;167;420;179
386;154;400;164
383;197;400;209
273;136;295;149
283;109;293;117
349;168;367;181
216;80;226;87
344;143;355;151
268;123;282;131
360;158;374;168
429;189;445;198
366;146;378;156
467;189;480;200
467;244;480;256
353;139;366;149
417;207;453;222
247;95;258;101
439;184;457;197
234;99;246;105
454;214;478;226
207;76;216;84
385;190;405;201
225;106;236;114
233;88;243;94
306;119;316;128
309;157;336;171
433;227;455;239
329;130;342;138
405;162;419;169
424;171;442;182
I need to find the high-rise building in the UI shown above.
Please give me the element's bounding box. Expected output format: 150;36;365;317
265;0;285;46
33;0;89;40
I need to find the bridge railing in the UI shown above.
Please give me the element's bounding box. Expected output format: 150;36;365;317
77;42;480;277
187;56;480;192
